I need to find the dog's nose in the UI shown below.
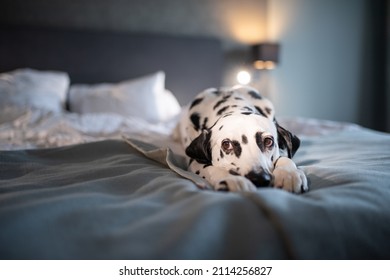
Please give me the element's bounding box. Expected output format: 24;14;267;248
245;171;272;188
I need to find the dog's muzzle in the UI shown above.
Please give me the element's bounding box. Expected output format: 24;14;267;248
245;170;272;188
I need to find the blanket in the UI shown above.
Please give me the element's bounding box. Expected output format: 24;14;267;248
1;128;390;259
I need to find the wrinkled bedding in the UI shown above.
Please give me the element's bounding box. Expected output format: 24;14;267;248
0;106;177;150
0;106;359;151
0;107;389;259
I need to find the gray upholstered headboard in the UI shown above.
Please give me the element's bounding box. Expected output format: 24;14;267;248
0;25;223;105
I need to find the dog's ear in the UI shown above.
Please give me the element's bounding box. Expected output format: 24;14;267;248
275;121;300;158
185;130;212;164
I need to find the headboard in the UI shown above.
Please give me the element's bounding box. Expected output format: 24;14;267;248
0;25;223;105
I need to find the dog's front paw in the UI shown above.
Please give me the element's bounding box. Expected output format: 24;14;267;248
216;176;256;192
273;165;308;193
273;157;308;193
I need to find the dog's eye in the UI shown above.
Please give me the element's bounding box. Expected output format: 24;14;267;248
221;139;232;151
264;137;274;148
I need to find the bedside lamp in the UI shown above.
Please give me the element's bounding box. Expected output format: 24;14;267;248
251;43;280;70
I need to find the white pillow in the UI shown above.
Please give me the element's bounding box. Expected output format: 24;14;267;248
158;89;181;121
69;71;181;122
0;68;70;113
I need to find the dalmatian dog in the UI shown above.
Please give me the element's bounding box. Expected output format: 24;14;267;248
174;85;308;193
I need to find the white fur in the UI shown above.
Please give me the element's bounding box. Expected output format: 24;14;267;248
175;85;308;193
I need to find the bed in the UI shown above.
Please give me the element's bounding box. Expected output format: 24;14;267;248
1;25;390;260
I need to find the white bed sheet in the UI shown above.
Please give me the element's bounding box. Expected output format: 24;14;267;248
0;106;178;150
0;106;361;151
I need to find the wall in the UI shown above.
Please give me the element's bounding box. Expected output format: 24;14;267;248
267;0;366;123
267;0;388;131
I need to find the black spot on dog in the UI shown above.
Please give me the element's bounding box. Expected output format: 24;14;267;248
217;181;229;192
217;106;230;116
222;92;233;100
220;150;224;158
190;113;201;131
218;181;229;191
255;132;265;152
232;140;242;158
219;180;228;186
275;121;300;158
195;170;200;175
242;106;253;112
211;89;221;95
213;99;228;110
186;130;212;164
265;107;272;115
248;90;262;100
232;105;238;108
219;125;224;131
241;112;252;115
234;97;244;101
242;135;248;144
229;170;240;176
201;117;209;130
189;97;203;109
255;106;267;118
222;113;233;118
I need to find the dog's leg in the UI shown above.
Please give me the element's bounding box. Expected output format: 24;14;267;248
189;160;257;192
273;157;308;193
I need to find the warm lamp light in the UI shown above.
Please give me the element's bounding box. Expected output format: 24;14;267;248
252;43;280;70
236;70;251;85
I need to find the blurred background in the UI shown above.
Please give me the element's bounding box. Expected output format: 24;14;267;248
1;0;388;132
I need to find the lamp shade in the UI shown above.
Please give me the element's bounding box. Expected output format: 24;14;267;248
251;43;280;69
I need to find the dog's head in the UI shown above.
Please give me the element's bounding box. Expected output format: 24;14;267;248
186;113;300;187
